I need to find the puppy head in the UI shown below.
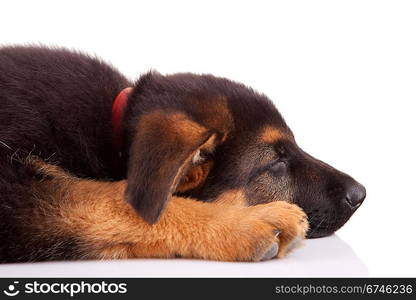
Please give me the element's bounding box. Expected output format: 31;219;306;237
204;126;366;238
123;72;365;237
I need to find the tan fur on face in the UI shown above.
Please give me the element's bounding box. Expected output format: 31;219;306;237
30;161;308;261
260;126;286;144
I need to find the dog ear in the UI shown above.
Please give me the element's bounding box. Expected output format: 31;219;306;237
125;110;215;224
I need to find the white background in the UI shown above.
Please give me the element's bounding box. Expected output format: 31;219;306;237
1;0;415;277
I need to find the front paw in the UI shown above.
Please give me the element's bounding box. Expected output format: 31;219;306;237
244;201;308;259
263;201;309;258
202;201;308;261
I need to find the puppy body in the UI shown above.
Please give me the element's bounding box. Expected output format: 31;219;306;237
0;46;129;178
0;46;365;262
0;47;130;262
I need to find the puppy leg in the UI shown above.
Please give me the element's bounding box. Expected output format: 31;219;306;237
32;162;308;261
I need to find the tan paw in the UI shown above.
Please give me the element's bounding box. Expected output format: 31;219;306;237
246;201;308;259
266;201;309;258
202;201;308;261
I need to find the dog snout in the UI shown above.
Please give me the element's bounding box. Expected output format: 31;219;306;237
344;182;366;209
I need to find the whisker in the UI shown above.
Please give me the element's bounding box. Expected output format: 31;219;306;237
308;215;327;237
0;139;12;150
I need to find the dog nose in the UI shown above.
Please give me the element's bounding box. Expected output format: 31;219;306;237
345;183;366;208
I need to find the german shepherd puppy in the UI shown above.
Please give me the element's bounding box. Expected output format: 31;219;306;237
0;46;365;262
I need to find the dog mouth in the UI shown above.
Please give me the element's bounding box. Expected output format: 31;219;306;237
305;209;352;238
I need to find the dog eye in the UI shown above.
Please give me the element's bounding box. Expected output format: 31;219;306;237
270;159;286;174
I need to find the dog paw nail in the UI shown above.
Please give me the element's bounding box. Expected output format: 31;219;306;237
286;236;303;253
260;243;278;261
274;230;281;237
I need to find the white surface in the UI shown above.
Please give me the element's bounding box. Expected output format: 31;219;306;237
0;236;368;278
1;0;415;276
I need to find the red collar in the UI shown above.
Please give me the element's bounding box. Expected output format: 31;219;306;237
112;87;133;155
